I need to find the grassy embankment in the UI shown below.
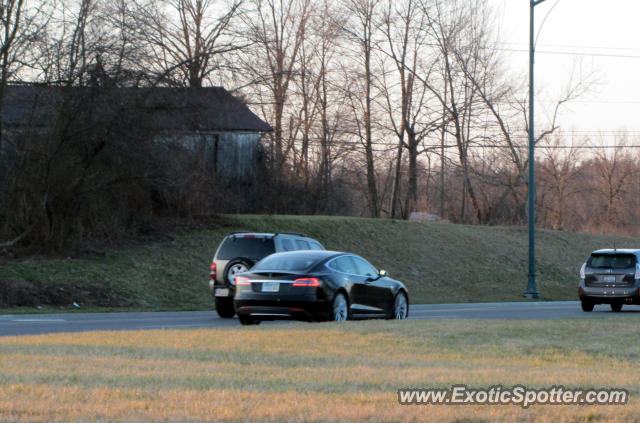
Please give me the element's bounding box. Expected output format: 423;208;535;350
1;214;638;311
1;318;639;422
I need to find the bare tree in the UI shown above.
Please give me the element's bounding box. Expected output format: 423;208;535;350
128;0;243;87
412;0;484;222
458;29;593;223
241;0;310;171
0;0;53;146
590;139;636;228
342;0;381;217
537;138;584;230
295;0;345;206
379;0;440;218
1;0;166;250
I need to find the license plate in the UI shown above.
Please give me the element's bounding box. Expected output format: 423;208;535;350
604;276;616;283
214;288;230;297
262;282;280;292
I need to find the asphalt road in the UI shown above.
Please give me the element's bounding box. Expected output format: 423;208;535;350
1;301;639;337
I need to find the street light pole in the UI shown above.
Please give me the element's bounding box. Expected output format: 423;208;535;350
524;0;546;299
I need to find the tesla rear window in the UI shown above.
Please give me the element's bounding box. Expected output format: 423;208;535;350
253;255;318;271
217;237;275;260
588;253;637;269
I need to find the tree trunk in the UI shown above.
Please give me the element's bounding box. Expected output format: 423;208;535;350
404;134;418;218
391;137;403;218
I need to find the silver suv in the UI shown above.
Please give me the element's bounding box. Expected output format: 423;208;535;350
578;249;640;312
209;232;324;318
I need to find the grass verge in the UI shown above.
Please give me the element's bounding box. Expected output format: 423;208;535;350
1;214;638;311
1;318;639;422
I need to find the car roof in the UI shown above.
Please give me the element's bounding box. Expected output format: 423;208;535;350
591;249;640;255
266;250;344;260
227;232;314;239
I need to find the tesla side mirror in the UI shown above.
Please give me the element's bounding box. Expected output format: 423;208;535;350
378;269;387;277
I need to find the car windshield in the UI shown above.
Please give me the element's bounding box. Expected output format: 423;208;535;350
217;237;275;260
253;254;319;272
588;253;637;269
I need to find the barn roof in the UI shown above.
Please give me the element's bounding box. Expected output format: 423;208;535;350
2;85;272;133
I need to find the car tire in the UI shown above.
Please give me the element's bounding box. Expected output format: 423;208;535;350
238;314;260;326
215;297;235;318
610;303;623;312
331;292;349;322
580;300;594;312
225;259;251;285
392;292;409;320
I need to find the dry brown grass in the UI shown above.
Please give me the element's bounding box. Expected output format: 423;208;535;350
1;318;640;422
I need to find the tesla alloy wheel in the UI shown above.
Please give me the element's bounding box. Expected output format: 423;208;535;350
332;293;348;322
393;292;408;319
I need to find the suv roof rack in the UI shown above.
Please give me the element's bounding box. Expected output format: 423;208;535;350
229;231;275;238
274;232;307;237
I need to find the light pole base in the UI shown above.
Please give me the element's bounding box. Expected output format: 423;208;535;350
523;275;540;299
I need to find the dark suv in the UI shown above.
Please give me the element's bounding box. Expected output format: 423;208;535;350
578;249;640;312
209;232;324;317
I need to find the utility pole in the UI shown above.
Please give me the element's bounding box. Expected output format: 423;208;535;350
524;0;547;299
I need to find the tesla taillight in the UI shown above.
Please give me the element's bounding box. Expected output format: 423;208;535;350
293;278;320;287
236;276;251;285
210;263;217;279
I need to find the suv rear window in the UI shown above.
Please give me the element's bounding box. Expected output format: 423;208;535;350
216;237;275;260
588;253;637;269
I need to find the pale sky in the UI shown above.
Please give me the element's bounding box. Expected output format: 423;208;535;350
493;0;640;143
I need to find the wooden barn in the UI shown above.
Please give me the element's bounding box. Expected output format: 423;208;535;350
0;85;272;180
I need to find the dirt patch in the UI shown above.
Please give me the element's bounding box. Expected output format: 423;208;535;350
0;278;131;308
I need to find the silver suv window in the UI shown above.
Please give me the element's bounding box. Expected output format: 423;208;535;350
295;239;310;249
309;241;323;250
281;238;295;251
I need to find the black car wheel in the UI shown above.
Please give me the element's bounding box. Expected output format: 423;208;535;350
610;303;623;312
238;314;261;325
331;293;349;322
393;292;409;320
225;259;251;285
215;297;235;318
580;300;594;312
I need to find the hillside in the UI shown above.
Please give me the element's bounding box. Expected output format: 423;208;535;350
1;215;637;311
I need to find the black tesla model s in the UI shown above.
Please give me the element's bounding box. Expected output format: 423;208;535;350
233;250;409;325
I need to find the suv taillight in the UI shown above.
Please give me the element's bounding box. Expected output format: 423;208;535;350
580;263;586;280
635;263;640;280
210;263;217;280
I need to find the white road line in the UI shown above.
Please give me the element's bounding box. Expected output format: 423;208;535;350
11;318;66;322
